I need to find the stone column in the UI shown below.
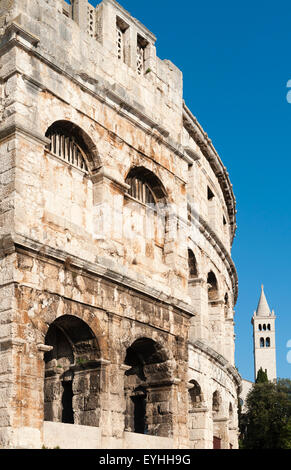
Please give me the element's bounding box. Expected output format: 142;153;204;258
213;417;229;449
188;407;210;449
0;337;49;449
188;278;209;342
208;299;225;357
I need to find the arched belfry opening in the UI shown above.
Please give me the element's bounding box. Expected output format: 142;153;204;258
44;315;101;427
124;337;174;437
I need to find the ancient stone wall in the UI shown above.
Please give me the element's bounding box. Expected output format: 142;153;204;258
0;0;240;449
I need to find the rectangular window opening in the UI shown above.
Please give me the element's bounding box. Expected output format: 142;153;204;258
137;35;148;75
207;186;215;201
116;17;128;63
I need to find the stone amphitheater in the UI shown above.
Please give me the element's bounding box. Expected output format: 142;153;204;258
0;0;241;449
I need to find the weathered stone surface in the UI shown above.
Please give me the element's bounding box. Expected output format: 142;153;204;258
0;0;240;450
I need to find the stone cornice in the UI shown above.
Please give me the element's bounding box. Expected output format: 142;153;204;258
190;339;242;392
0;34;192;172
0;122;50;147
0;233;195;319
183;103;237;243
188;202;238;304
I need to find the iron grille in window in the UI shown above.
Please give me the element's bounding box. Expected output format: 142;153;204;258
117;26;123;60
137;44;144;75
127;176;156;206
46;131;88;172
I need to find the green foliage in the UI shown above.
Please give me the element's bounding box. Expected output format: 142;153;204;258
256;367;268;383
239;379;291;449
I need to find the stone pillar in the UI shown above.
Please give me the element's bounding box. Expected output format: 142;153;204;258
92;168;129;245
164;212;189;298
188;278;209;342
224;318;235;365
188;407;210;449
144;43;157;76
208;299;225;357
213;417;229;449
72;0;89;32
0;337;49;449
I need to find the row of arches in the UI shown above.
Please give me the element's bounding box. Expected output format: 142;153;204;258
44;315;174;435
46;122;231;306
188;381;234;421
43;315;234;438
188;249;230;310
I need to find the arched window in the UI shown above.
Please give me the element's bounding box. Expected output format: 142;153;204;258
207;271;219;301
212;391;221;414
263;324;266;331
44;315;100;426
188;380;203;409
45;122;90;172
260;338;265;348
125;167;166;207
266;337;270;348
124;338;172;437
188;250;198;278
259;324;262;331
267;324;271;331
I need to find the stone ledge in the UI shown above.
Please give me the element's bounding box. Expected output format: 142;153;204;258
0;233;196;319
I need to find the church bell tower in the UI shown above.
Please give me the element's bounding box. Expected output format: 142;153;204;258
251;285;277;382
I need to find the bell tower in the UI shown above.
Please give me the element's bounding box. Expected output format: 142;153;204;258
251;285;277;382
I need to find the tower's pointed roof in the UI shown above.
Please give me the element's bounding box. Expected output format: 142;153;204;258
256;285;271;316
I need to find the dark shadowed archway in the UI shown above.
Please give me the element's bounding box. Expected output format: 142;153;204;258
44;315;101;427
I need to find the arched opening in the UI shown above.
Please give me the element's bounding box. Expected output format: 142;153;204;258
259;324;262;331
267;324;271;331
124;337;173;437
188;250;198;279
260;337;265;348
125;167;167;206
45;121;98;172
207;271;219;301
44;315;101;427
266;337;270;348
263;324;266;331
124;167;167;249
188;380;203;409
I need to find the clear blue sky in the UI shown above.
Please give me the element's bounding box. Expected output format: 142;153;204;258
81;0;291;381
